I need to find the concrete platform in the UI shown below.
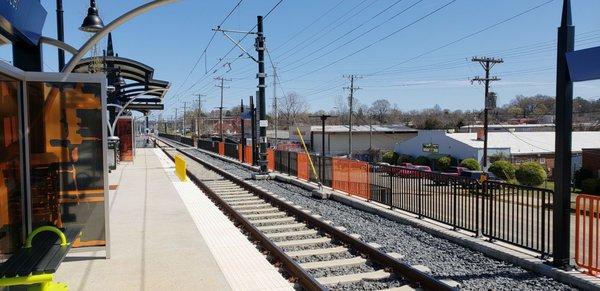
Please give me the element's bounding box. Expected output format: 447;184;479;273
55;148;292;291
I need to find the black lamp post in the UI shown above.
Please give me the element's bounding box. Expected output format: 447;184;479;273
80;0;105;33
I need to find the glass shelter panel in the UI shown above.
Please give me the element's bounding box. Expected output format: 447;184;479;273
27;81;105;247
0;74;22;260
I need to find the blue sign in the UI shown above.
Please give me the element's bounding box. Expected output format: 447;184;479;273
0;0;47;45
566;46;600;82
241;111;253;120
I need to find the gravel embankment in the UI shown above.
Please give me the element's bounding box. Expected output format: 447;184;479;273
181;148;576;290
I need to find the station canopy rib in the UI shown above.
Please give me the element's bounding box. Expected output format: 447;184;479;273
73;55;170;111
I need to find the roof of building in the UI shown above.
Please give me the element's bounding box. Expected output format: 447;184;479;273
460;123;555;129
446;131;600;155
310;124;416;133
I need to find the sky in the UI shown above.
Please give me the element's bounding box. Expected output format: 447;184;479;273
3;0;600;119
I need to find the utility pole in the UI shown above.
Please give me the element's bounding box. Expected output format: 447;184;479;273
256;15;268;174
195;93;205;136
553;0;574;269
344;75;361;157
215;77;230;142
471;56;503;169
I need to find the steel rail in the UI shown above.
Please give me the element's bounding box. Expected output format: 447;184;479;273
155;139;324;290
156;137;456;291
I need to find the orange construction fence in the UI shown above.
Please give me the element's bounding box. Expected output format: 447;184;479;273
575;194;600;275
244;146;253;165
218;142;225;156
332;158;371;200
267;149;275;171
297;153;309;181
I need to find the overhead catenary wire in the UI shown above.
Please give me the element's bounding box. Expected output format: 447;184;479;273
166;0;287;115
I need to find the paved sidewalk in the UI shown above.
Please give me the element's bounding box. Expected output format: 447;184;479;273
55;148;286;290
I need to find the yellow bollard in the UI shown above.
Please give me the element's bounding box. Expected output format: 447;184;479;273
175;155;187;181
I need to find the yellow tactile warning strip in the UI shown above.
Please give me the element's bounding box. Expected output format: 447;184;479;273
154;148;294;291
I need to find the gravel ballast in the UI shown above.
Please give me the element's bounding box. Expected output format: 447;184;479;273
181;148;576;290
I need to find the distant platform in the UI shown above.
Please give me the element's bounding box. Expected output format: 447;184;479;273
55;148;292;290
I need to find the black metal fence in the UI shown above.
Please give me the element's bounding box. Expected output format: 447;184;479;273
369;165;553;257
224;143;239;160
157;133;194;146
197;139;218;153
274;150;299;177
483;181;553;257
308;155;333;187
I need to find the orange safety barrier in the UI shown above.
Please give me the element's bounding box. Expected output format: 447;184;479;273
332;158;371;200
267;149;275;171
297;153;309;181
244;146;253;165
575;194;600;275
218;142;225;156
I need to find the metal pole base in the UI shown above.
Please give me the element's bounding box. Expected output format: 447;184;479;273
252;173;272;180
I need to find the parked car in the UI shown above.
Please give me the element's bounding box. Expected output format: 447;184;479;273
442;166;469;177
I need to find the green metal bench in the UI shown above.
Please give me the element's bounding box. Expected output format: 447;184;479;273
0;226;81;291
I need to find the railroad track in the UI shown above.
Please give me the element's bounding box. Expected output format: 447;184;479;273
155;137;458;291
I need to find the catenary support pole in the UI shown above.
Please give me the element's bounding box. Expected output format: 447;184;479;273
241;99;245;162
250;96;257;166
256;15;268;173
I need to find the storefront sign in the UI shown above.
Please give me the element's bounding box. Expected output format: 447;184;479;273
0;0;47;45
422;143;439;153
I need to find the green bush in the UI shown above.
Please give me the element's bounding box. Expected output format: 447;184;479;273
414;156;431;167
396;154;414;165
489;152;509;163
381;151;396;164
436;156;452;171
460;158;481;171
581;178;600;195
574;168;594;189
515;162;547;186
488;160;516;180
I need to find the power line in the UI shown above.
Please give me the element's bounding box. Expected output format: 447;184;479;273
370;0;555;76
283;0;457;83
279;0;415;72
169;0;244;101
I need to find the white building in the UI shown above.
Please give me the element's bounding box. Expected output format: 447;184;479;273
459;123;556;133
395;130;600;174
292;124;417;156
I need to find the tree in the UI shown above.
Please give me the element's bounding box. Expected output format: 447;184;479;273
279;91;308;128
370;99;391;124
515;162;547;186
460;158;481;171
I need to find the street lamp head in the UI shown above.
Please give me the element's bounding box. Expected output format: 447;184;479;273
80;0;104;33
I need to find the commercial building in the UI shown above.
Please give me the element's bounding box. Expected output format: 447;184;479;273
292;124;417;156
395;130;600;174
459;123;556;133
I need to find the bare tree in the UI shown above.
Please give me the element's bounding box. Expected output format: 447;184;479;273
280;91;308;128
370;99;391;124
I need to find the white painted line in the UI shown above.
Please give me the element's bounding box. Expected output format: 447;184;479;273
154;149;293;291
